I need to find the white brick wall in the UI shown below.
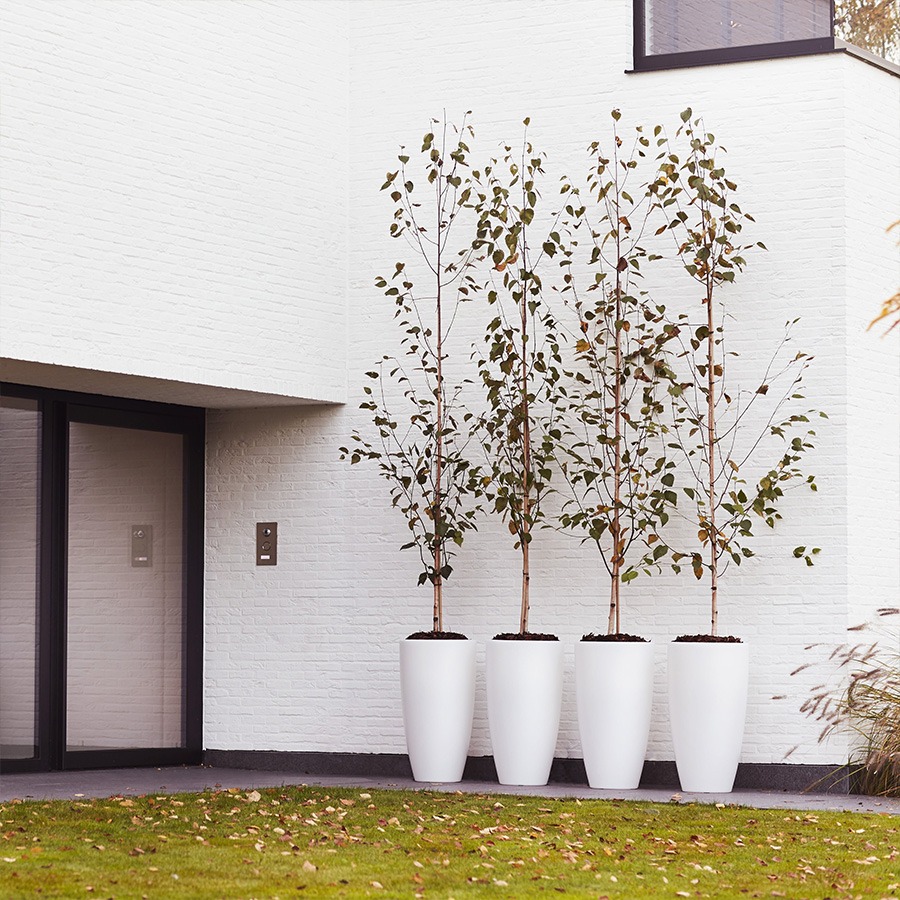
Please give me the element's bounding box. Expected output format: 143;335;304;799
204;1;898;767
2;0;897;769
844;58;900;637
0;0;349;404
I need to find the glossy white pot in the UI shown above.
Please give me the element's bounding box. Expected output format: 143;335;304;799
399;638;476;783
486;639;564;785
576;640;654;789
667;641;749;793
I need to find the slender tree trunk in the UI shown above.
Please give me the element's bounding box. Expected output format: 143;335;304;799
519;276;532;635
607;577;619;635
433;202;444;633
609;275;624;635
706;278;718;637
521;530;530;634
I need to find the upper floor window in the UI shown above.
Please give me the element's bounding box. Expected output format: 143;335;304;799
634;0;900;70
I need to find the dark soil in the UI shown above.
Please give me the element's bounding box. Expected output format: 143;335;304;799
493;632;559;641
674;633;743;643
406;630;468;640
581;632;648;642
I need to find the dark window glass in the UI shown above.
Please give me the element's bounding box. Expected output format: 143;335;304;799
645;0;833;56
66;423;184;752
0;397;41;761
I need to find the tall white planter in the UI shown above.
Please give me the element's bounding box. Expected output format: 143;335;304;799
576;640;654;789
486;639;564;786
399;638;476;783
668;641;750;793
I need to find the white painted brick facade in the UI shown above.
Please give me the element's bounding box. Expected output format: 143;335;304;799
0;0;349;404
844;60;900;638
2;1;898;769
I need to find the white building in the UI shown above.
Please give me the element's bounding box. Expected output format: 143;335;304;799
1;0;898;790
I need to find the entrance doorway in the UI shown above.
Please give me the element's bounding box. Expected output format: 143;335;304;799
0;385;204;772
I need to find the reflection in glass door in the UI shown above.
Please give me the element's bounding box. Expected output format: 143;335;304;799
0;397;41;761
0;385;202;774
66;421;185;752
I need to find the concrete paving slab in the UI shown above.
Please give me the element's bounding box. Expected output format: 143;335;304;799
2;765;900;815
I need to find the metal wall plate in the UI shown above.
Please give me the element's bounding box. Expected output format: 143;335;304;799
256;522;277;566
131;525;152;567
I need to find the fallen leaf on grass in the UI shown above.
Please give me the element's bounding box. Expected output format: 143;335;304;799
302;860;317;872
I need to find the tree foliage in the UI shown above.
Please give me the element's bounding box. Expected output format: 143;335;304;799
869;220;900;335
472;123;567;635
835;0;900;63
652;110;825;637
555;110;679;635
339;118;483;632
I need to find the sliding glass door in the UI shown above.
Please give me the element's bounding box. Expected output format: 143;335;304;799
66;418;185;754
0;386;203;773
0;397;41;763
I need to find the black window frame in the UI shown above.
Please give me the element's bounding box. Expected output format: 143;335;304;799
0;383;205;773
632;0;837;72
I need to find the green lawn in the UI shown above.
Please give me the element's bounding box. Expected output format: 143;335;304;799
1;786;898;898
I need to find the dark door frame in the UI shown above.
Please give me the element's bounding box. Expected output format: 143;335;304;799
0;382;204;773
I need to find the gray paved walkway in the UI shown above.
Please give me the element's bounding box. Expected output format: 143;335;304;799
2;765;900;814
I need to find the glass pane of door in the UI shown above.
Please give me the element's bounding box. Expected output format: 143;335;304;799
66;422;184;751
0;397;41;760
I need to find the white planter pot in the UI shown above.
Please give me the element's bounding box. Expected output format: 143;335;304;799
399;638;476;783
667;641;750;793
486;639;564;786
576;640;654;789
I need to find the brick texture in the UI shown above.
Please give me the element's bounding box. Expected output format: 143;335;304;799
2;1;897;769
0;0;349;403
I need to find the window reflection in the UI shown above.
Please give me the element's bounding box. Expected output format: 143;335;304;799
642;0;899;66
0;397;41;760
